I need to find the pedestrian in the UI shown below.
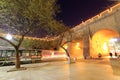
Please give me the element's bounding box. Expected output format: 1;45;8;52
98;53;102;58
115;52;117;58
109;52;112;58
84;55;86;59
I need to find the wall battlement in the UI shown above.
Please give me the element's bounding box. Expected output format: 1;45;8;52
73;3;120;31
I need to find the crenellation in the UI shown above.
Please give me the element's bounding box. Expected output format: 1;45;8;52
111;3;120;11
85;19;93;24
100;9;110;17
91;15;99;22
73;3;120;32
89;18;93;22
107;8;112;13
81;21;86;25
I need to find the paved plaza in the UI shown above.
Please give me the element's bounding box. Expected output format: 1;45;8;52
0;59;120;80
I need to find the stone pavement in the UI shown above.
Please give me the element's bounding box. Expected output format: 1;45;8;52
0;60;120;80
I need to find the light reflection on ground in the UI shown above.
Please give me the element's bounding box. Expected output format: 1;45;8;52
0;58;120;80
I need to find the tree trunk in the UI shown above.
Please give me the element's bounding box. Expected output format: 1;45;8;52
60;46;71;63
15;48;20;69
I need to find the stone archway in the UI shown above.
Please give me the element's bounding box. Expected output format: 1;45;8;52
91;29;119;58
70;40;84;59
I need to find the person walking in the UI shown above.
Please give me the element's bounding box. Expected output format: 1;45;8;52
109;52;112;58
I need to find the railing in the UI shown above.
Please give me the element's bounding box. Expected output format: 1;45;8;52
0;49;42;66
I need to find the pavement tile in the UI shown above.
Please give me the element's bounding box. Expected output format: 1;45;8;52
0;60;120;80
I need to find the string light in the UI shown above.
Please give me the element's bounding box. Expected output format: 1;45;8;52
0;32;59;41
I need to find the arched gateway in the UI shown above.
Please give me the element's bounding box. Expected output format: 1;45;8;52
64;3;120;59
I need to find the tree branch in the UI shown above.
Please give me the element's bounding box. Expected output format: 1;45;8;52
0;36;16;48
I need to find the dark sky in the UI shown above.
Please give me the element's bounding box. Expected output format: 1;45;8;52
57;0;117;27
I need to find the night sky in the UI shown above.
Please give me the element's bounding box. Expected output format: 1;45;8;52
57;0;117;27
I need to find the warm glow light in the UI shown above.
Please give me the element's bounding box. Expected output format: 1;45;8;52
91;29;119;57
41;50;67;58
103;42;108;52
58;45;68;52
6;33;12;40
76;42;80;49
64;45;68;49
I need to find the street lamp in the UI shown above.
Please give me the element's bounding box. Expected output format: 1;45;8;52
6;33;12;40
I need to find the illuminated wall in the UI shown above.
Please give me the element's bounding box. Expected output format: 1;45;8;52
59;29;119;58
58;41;84;58
70;41;84;58
91;29;119;57
70;3;120;58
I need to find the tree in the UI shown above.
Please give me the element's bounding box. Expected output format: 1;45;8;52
0;0;64;69
55;27;73;63
21;38;56;49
